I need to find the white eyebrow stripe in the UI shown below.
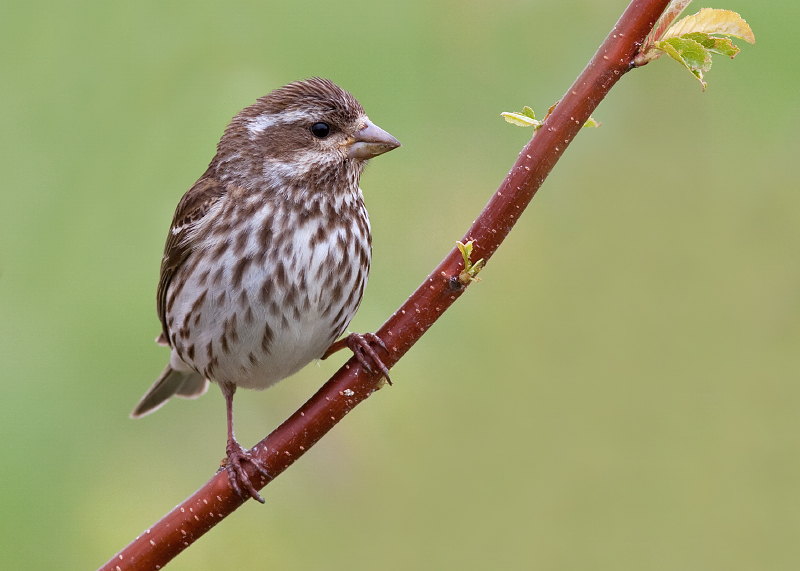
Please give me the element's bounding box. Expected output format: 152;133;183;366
246;115;278;133
246;110;315;135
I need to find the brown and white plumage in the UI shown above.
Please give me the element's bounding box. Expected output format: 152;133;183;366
131;78;400;501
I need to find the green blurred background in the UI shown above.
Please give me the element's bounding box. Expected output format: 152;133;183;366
2;0;798;569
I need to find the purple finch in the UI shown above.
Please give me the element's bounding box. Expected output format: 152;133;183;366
131;78;400;502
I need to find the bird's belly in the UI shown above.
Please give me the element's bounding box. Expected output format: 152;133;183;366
214;300;344;391
165;214;370;390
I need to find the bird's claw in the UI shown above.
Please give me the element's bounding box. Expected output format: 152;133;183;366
223;439;271;503
345;332;392;385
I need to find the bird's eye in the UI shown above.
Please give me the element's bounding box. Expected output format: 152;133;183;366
310;122;330;138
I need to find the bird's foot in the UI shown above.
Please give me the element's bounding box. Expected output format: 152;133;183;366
324;332;392;385
221;438;271;503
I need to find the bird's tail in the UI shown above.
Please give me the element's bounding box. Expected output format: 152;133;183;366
130;365;209;418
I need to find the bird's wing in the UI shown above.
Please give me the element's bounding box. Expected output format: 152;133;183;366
157;173;227;345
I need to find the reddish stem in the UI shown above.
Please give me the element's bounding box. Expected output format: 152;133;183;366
97;1;670;569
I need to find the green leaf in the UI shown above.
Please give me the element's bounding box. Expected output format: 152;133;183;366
655;36;712;89
664;37;712;70
455;240;485;284
635;7;754;89
501;111;541;128
662;8;755;44
456;240;472;261
582;116;601;128
683;32;716;49
680;32;740;57
503;105;600;129
708;36;739;57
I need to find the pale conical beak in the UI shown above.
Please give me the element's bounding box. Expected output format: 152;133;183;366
347;119;401;160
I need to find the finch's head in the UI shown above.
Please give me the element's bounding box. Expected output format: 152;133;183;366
215;78;400;190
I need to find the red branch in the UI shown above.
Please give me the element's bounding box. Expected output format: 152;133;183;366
98;1;670;569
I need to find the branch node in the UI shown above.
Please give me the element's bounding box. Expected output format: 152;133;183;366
448;276;465;291
455;240;486;285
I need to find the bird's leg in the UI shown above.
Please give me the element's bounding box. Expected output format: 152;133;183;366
219;382;270;503
322;333;392;385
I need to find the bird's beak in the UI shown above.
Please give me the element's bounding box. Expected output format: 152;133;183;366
347;119;401;160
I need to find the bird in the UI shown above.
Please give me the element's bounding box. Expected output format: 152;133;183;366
130;78;400;503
